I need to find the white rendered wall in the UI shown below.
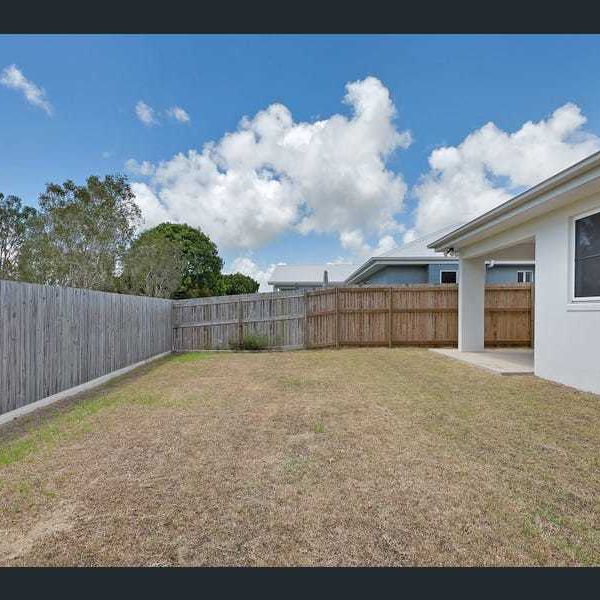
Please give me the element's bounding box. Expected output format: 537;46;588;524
458;257;486;351
460;192;600;395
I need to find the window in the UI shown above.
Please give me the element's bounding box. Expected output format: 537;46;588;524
574;209;600;299
517;270;533;283
440;270;457;284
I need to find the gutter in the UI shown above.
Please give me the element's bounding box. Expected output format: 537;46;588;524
268;280;346;287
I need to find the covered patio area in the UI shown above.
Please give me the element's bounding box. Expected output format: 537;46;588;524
433;233;536;375
431;347;534;375
456;238;536;352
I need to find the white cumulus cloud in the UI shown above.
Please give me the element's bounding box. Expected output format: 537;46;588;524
135;100;158;126
125;158;156;176
167;106;190;123
225;257;279;292
131;76;411;251
0;64;52;115
413;102;600;235
339;229;400;258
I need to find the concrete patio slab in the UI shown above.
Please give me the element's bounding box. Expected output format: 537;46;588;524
430;347;534;375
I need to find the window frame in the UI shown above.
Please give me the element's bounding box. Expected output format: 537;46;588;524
439;270;458;284
517;270;534;284
571;206;600;303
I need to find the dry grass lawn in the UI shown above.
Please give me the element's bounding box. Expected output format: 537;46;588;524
0;348;598;566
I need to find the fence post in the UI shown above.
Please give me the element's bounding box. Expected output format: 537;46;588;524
238;298;243;347
388;287;393;348
335;287;339;349
303;291;308;349
530;283;535;349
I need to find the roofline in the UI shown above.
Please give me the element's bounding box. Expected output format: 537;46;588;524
268;280;343;286
270;258;536;286
268;264;355;286
345;255;457;283
428;149;600;250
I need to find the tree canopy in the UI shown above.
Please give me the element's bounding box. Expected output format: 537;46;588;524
0;193;37;280
6;176;261;299
221;272;260;295
120;235;185;298
132;223;224;298
19;175;141;291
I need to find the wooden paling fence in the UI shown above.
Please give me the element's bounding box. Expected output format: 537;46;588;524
173;284;533;351
0;281;532;418
305;284;532;349
0;280;172;417
172;291;306;351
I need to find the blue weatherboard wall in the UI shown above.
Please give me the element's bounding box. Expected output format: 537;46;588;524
485;264;535;283
363;265;428;284
427;263;459;284
360;263;535;285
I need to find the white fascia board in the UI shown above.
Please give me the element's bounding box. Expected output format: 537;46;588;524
489;260;536;266
269;281;322;286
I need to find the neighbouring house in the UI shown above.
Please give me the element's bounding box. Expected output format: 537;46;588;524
268;264;357;291
346;226;535;286
271;228;535;292
430;150;600;395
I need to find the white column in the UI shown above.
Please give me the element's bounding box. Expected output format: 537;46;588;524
458;256;486;352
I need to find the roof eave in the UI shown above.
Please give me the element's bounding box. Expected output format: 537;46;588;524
345;256;456;284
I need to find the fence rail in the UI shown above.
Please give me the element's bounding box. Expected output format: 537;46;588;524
0;280;172;416
172;291;306;351
173;284;533;351
305;284;532;348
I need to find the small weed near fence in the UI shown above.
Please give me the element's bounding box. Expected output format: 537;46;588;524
234;333;272;351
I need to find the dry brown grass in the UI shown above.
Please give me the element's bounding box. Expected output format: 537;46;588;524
0;348;598;566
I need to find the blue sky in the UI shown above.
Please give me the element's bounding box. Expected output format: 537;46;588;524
2;35;600;287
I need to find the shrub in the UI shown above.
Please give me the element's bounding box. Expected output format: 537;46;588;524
236;333;270;351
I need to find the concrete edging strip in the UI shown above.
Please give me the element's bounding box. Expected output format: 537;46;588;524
0;351;172;428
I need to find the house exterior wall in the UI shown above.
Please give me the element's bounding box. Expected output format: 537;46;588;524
357;262;535;285
362;265;428;284
459;191;600;395
485;264;535;284
427;262;459;284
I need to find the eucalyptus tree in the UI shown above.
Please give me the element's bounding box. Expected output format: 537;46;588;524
19;175;141;291
0;193;37;280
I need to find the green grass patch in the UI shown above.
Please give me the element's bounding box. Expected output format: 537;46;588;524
0;436;40;467
169;352;215;363
523;504;600;566
0;388;145;468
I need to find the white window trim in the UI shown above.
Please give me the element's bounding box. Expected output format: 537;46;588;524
439;270;458;284
570;206;600;304
517;270;534;283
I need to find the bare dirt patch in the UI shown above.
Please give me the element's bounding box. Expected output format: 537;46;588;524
0;348;598;566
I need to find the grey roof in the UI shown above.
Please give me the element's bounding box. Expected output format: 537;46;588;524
268;263;356;285
345;224;462;283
